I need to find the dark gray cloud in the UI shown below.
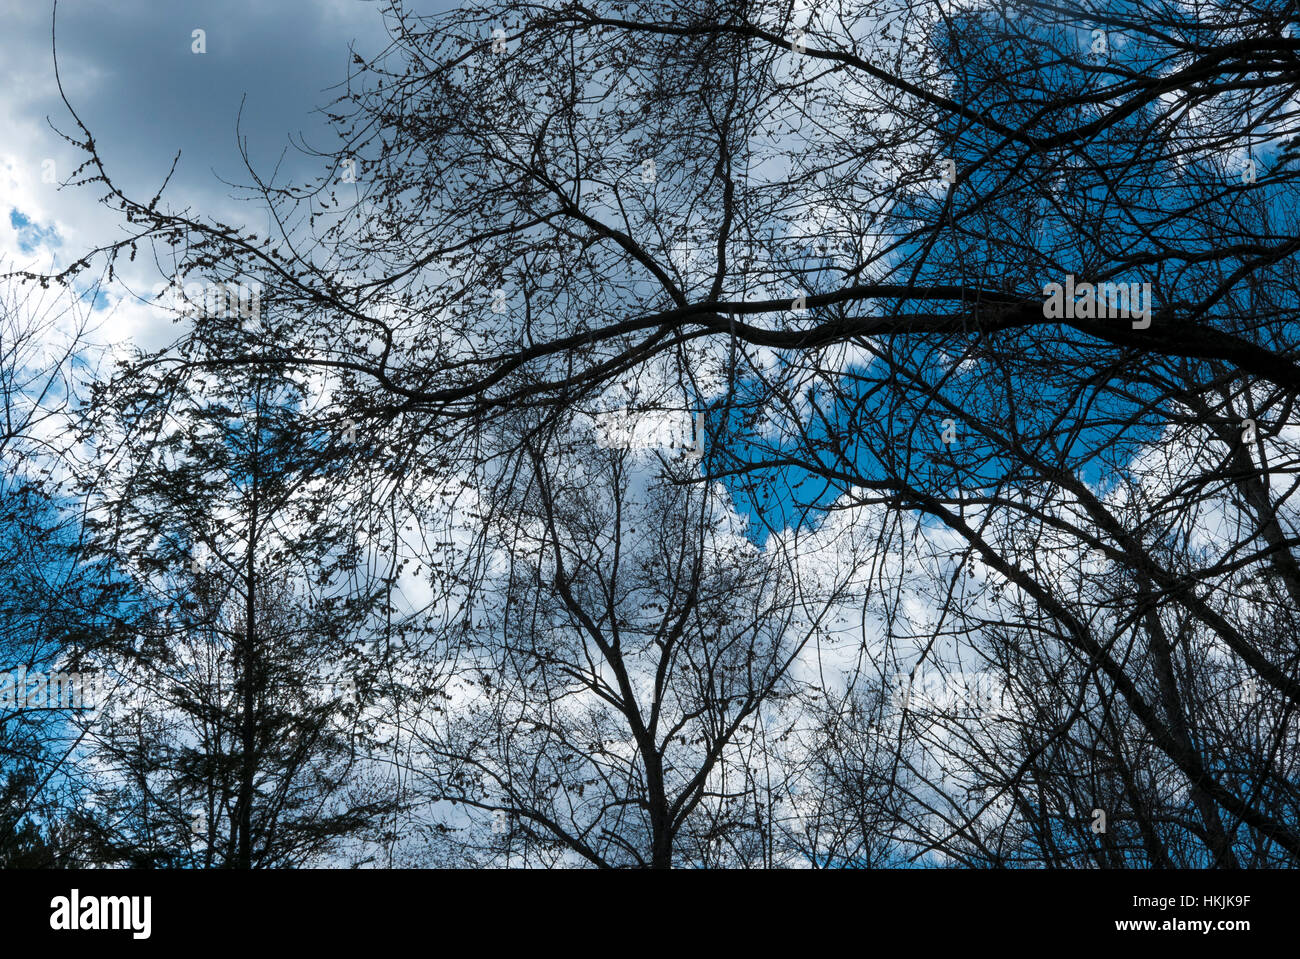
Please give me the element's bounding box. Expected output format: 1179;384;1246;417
0;0;456;347
3;0;448;228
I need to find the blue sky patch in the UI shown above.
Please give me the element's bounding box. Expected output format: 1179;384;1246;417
9;208;62;253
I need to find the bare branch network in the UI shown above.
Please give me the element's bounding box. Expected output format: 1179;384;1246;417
3;0;1300;868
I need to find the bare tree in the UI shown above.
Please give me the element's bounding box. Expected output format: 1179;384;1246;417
28;0;1300;867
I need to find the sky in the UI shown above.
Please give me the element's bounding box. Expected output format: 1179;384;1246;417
0;0;447;350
